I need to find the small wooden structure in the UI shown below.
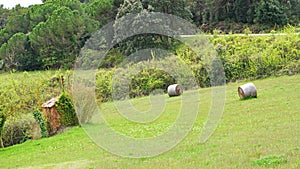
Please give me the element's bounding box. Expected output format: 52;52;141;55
42;97;61;136
168;84;183;97
238;83;257;99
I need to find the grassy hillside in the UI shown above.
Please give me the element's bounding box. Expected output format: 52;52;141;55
0;74;299;168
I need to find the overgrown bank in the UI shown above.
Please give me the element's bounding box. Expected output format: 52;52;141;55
96;30;300;101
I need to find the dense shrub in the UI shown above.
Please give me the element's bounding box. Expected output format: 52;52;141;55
93;27;300;101
254;0;288;26
96;56;197;101
0;71;73;120
0;72;62;119
210;27;300;82
55;93;79;126
1;114;41;147
129;68;176;98
96;70;113;102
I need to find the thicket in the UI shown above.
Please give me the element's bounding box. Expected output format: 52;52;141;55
95;27;300;101
1;114;41;147
55;93;79;127
211;27;300;82
96;56;198;101
0;71;74;147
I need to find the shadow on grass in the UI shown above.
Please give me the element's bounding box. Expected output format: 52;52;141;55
239;96;258;101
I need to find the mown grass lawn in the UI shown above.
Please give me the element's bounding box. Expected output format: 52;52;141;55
0;74;299;169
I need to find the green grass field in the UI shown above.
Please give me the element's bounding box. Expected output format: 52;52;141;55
0;74;299;169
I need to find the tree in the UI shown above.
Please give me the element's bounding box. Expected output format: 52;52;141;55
142;0;193;21
0;5;29;47
28;3;57;31
29;7;94;69
0;33;28;71
254;0;288;26
85;0;113;26
45;0;84;13
282;0;300;25
0;5;9;30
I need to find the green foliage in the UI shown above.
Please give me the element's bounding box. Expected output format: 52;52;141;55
114;0;181;56
99;49;125;68
28;3;57;30
96;56;196;101
209;28;300;82
46;0;85;14
0;32;35;71
0;71;62;120
33;110;48;138
0;5;9;30
252;154;288;166
1;114;41;147
254;0;288;26
4;5;29;35
0;29;11;47
1;0;300;72
96;69;114;102
142;0;192;21
129;68;176;98
29;7;86;69
0;0;100;71
55;93;79;126
85;0;113;26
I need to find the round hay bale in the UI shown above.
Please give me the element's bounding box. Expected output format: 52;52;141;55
238;83;257;99
168;84;183;97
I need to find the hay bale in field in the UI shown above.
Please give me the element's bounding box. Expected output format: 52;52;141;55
168;84;183;97
238;83;257;99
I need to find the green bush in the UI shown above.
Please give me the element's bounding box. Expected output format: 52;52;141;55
0;71;62;119
96;70;113;102
93;27;300;101
33;110;48;138
55;93;79;126
96;56;197;101
129;68;176;98
209;27;300;82
1;114;41;147
279;60;300;75
254;0;288;26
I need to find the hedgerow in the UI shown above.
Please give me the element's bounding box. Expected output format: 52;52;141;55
95;27;300;101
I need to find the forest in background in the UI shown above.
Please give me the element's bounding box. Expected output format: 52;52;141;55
0;0;299;72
